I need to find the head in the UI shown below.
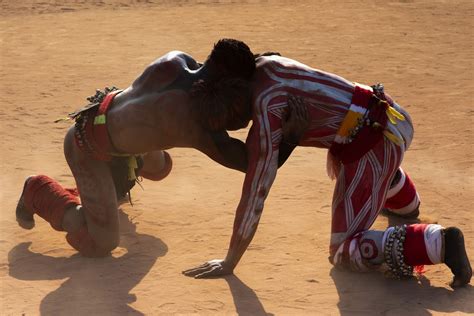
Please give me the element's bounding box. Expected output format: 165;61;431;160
191;77;252;132
192;39;255;132
205;38;256;80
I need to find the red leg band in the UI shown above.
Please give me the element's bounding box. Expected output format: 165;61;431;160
65;187;79;197
23;175;79;231
385;170;420;213
66;225;99;257
139;151;173;181
403;224;433;266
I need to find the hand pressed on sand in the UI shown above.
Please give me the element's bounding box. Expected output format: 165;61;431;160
183;259;234;278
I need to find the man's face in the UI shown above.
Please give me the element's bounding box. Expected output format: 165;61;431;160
206;110;250;132
225;96;251;131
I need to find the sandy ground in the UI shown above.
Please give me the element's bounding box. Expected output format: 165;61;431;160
1;0;473;315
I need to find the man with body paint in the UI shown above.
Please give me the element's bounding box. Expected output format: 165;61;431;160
183;54;472;288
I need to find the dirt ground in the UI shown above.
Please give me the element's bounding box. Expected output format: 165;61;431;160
1;0;473;315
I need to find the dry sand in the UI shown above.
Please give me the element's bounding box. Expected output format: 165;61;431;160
1;0;473;314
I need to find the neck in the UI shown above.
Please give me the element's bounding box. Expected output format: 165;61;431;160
196;61;220;81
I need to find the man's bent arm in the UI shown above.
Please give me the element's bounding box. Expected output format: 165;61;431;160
198;94;308;173
209;131;248;173
206;131;296;173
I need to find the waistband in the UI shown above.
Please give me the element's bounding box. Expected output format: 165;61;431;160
74;89;122;161
327;83;406;176
92;89;122;160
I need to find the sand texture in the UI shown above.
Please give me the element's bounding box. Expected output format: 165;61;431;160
1;0;473;315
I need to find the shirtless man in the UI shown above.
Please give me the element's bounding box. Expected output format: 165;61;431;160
183;55;472;287
15;39;306;257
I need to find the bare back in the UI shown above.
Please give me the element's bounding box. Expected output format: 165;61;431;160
107;51;206;154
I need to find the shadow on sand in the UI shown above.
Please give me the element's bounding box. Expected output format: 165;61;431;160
331;267;473;315
8;209;168;315
225;275;273;316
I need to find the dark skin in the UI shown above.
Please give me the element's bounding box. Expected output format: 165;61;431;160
59;50;308;257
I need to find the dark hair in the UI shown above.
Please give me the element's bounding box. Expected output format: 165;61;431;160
191;77;252;131
207;38;256;80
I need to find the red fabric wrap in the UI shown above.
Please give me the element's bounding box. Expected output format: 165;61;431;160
352;85;372;107
139;151;173;181
23;175;80;231
65;187;79;197
66;225;99;257
403;224;433;266
74;90;121;161
329;85;388;164
384;172;417;210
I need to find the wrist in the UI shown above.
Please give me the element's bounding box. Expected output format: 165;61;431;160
224;255;238;270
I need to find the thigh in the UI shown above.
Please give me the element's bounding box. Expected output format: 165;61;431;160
63;127;119;250
330;138;403;254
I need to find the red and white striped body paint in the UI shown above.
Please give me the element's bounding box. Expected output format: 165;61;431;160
230;55;439;272
231;56;356;245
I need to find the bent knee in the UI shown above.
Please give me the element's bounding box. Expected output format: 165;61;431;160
140;150;173;181
94;233;120;255
66;225;119;257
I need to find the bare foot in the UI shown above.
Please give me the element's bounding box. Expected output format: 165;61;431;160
444;227;472;288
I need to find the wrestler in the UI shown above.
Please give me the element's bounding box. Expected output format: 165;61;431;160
183;55;472;287
15;39;307;257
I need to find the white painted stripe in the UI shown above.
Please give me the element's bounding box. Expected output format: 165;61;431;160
424;224;443;264
354;82;373;92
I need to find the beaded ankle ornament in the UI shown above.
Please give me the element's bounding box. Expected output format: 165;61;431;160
384;225;414;279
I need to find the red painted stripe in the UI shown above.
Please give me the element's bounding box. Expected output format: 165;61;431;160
351;85;372;110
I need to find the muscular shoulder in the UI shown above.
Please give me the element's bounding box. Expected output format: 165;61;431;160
255;55;311;74
157;51;201;70
132;51;200;91
252;55;313;117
